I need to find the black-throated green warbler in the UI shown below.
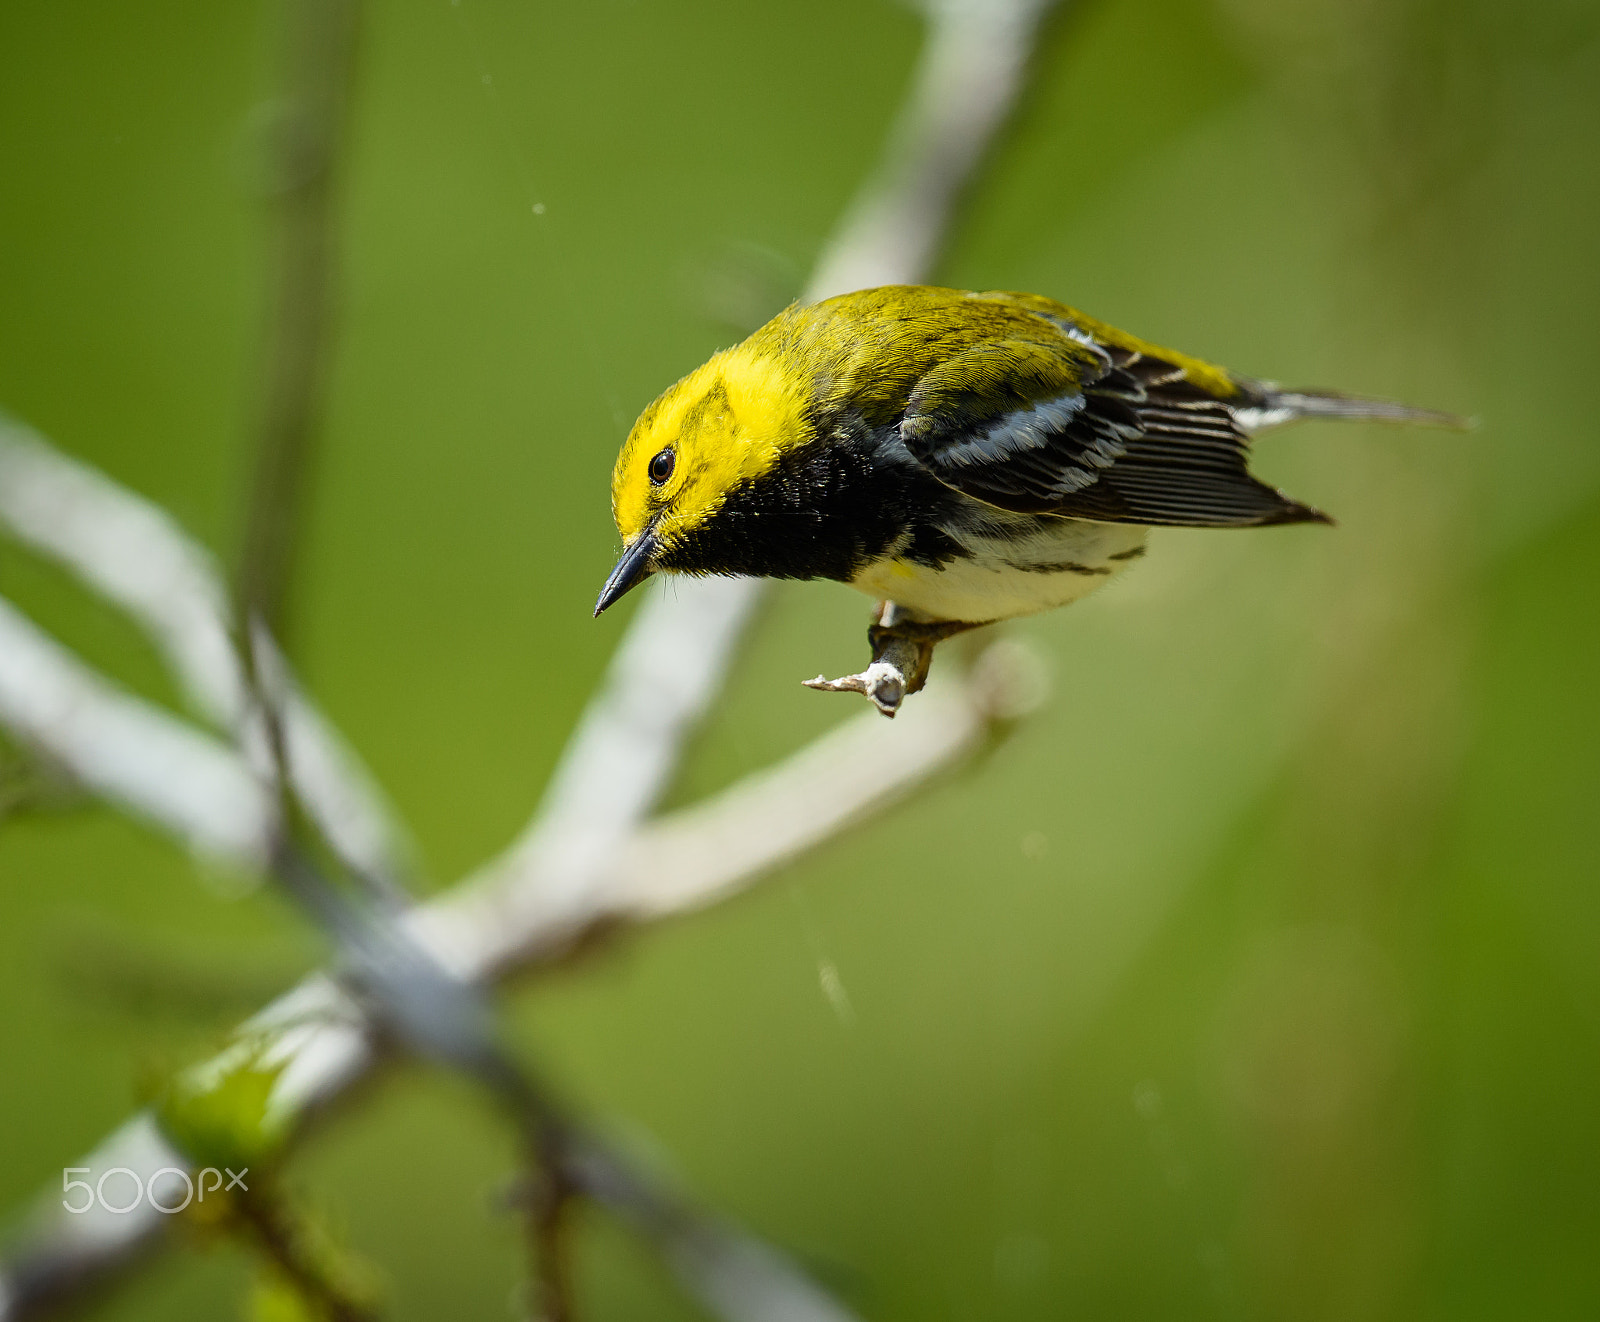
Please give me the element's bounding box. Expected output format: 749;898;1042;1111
596;285;1462;705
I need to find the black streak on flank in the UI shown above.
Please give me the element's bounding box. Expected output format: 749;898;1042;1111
1003;559;1112;576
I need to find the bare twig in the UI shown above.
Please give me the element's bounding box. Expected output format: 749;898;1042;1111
0;414;238;723
500;577;763;929
236;0;362;642
234;837;872;1322
426;642;1039;979
0;415;414;886
232;1182;380;1322
228;0;417;919
806;0;1056;299
0;740;63;823
0;593;273;864
558;1134;860;1322
520;1140;577;1322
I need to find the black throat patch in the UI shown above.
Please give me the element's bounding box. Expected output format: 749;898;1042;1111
656;420;962;583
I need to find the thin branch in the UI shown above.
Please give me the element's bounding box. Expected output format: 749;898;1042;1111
0;739;71;823
232;1182;380;1322
227;0;419;922
237;839;872;1322
805;0;1056;299
0;415;414;887
0;1117;184;1319
499;577;763;929
424;643;1039;980
236;0;362;642
556;1134;861;1322
804;609;985;718
225;0;601;1308
520;1140;577;1322
0;593;272;865
0;413;239;724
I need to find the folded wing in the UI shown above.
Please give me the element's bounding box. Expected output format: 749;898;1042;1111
899;322;1329;528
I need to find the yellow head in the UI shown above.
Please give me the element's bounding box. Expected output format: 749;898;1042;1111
595;343;812;614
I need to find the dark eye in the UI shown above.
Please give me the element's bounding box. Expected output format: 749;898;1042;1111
648;448;675;485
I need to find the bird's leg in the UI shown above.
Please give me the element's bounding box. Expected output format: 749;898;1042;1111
803;601;990;718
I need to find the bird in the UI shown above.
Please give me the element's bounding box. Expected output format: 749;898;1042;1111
595;285;1464;713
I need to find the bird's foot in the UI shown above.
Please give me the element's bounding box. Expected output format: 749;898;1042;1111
803;606;990;718
804;655;919;718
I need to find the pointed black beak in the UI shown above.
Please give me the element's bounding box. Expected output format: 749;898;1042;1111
594;529;658;616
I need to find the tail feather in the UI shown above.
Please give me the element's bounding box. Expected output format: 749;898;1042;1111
1235;383;1474;433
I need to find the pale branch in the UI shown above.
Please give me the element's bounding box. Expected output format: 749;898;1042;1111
0;416;413;887
0;594;272;865
0;414;239;723
613;641;1044;921
425;641;1042;981
804;0;1056;300
497;577;764;936
0;1117;182;1317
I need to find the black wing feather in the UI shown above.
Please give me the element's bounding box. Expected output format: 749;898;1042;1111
903;342;1329;528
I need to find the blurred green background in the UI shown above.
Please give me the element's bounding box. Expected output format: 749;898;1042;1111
2;0;1598;1317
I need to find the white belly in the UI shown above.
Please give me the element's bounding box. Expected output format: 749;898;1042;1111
850;519;1147;623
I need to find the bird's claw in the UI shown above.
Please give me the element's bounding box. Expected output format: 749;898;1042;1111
803;660;910;718
803;607;960;718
